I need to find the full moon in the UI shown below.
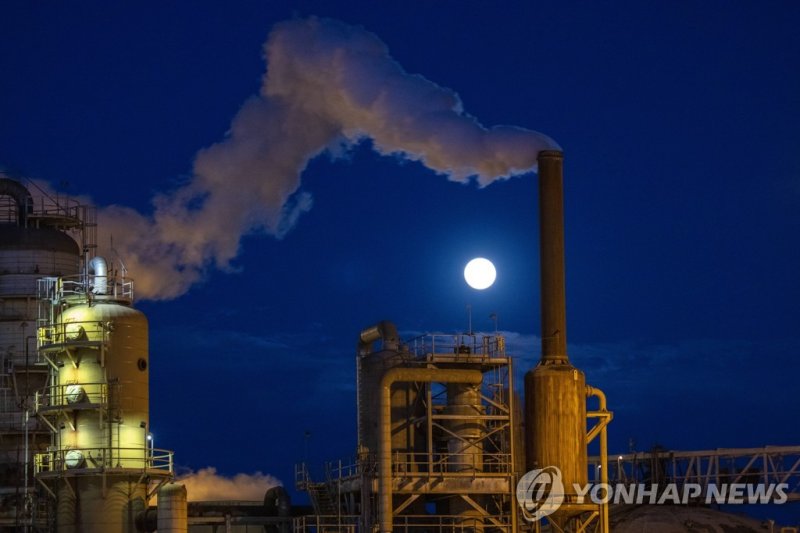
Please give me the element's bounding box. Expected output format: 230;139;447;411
464;258;497;290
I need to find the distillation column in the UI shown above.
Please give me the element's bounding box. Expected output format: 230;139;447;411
35;258;173;531
445;382;485;529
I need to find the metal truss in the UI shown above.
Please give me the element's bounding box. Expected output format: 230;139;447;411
589;445;800;502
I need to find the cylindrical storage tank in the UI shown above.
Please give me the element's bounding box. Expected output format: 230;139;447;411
57;476;146;533
0;226;79;282
53;299;151;533
0;226;80;357
525;364;587;499
57;301;149;468
157;483;188;533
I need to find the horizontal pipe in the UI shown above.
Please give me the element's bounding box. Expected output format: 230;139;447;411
379;368;483;533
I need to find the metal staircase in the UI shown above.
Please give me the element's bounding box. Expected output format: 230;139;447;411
295;462;341;515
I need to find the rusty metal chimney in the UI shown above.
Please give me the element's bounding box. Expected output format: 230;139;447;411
537;150;569;363
524;149;588;494
522;150;610;530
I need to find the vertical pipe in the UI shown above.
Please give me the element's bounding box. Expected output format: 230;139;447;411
537;150;569;363
378;368;482;533
586;386;610;533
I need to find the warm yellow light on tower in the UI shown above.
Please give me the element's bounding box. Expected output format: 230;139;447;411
464;258;496;290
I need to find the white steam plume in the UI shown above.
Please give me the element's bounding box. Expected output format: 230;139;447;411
176;467;280;501
98;17;558;300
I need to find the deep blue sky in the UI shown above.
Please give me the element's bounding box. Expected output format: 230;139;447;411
1;0;799;501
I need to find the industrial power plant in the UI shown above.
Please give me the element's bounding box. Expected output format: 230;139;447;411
1;151;797;532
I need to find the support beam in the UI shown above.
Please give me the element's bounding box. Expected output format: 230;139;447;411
379;368;483;533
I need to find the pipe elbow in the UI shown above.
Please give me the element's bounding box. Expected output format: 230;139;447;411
0;178;34;227
358;320;399;355
586;385;607;411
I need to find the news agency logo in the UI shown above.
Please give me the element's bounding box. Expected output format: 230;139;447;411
515;466;565;521
516;465;790;522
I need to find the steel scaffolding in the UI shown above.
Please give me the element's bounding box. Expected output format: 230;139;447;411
296;332;520;533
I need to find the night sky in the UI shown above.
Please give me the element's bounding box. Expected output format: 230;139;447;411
1;0;798;504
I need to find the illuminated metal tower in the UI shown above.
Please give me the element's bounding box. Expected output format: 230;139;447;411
33;256;174;532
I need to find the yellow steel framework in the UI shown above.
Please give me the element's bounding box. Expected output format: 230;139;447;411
296;332;520;533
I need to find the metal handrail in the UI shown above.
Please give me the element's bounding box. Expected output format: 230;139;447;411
28;195;85;221
326;458;361;480
34;382;108;412
37;274;134;311
292;514;512;533
407;333;506;359
34;447;173;475
310;451;515;483
292;514;360;533
38;318;108;349
390;452;514;475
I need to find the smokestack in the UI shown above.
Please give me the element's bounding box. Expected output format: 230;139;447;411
524;149;588;502
537;150;569;363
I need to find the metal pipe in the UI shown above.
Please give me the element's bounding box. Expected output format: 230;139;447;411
356;320;400;456
537;150;569;363
0;178;33;227
378;368;483;533
586;385;611;533
358;321;399;355
89;256;108;295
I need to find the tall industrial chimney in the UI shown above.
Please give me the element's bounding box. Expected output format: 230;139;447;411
537;151;569;362
524;150;588;504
